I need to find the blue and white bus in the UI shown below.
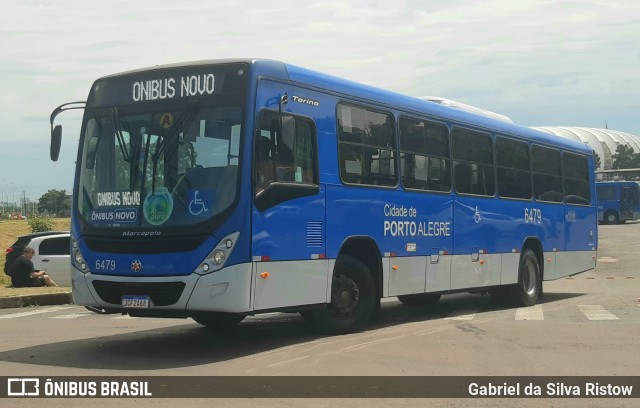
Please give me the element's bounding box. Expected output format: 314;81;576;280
596;181;640;224
49;59;597;333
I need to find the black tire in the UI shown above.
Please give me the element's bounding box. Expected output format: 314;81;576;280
510;249;541;307
192;312;245;329
311;255;376;334
397;293;441;306
605;211;619;225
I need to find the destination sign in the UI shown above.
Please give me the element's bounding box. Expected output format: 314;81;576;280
87;63;247;107
132;74;215;102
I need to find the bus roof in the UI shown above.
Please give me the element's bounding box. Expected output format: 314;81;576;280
96;58;593;155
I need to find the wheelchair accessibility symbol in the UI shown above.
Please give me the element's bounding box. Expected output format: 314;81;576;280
189;189;211;216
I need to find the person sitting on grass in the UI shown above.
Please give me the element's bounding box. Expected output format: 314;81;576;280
9;247;58;287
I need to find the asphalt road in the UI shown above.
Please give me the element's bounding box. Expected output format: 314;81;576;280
1;221;639;407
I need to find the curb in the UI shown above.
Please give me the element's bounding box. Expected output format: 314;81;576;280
0;292;72;309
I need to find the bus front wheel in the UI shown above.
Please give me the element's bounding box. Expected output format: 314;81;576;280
192;312;245;329
311;255;376;334
510;249;541;307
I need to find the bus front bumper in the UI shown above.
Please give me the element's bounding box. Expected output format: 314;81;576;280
70;263;254;314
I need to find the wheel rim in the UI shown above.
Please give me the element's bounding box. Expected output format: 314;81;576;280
522;259;537;297
607;214;616;223
328;274;360;319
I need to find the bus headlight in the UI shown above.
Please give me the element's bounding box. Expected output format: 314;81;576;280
213;250;226;265
71;237;88;272
195;232;239;275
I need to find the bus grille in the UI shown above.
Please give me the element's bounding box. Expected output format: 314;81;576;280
92;281;186;306
84;236;208;254
306;221;323;247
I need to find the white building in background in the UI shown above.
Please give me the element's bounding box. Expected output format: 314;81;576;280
530;127;640;171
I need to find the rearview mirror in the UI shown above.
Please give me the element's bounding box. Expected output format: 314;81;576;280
49;101;86;162
50;125;62;161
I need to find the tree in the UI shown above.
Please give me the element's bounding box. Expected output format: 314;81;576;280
594;152;601;169
38;189;70;217
611;144;640;169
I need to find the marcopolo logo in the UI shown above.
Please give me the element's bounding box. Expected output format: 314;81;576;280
143;187;173;226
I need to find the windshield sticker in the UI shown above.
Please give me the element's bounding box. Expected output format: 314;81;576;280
160;113;174;129
143;187;174;225
188;189;214;217
96;191;141;207
90;208;138;224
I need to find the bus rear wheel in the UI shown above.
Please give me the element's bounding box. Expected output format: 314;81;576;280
397;293;441;306
192;312;245;329
604;211;619;224
510;249;541;307
311;255;376;334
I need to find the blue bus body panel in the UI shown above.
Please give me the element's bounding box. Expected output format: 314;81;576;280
252;60;597;263
324;186;454;259
452;197;565;254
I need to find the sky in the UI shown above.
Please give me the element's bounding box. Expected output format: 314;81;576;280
1;0;639;203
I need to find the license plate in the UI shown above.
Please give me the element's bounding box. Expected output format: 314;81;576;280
121;295;150;308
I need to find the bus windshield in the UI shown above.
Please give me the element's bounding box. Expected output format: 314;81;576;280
77;103;242;228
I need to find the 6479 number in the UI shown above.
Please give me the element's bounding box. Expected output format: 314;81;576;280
524;208;542;224
95;259;116;270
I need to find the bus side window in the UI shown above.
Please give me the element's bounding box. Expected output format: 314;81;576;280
563;153;591;205
622;187;638;204
452;127;494;196
255;110;317;195
532;145;563;203
337;104;397;187
399;116;451;193
495;137;532;200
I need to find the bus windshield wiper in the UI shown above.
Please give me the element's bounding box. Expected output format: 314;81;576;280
146;102;199;193
112;107;142;190
112;107;131;163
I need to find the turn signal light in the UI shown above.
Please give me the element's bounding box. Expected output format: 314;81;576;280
260;272;270;279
